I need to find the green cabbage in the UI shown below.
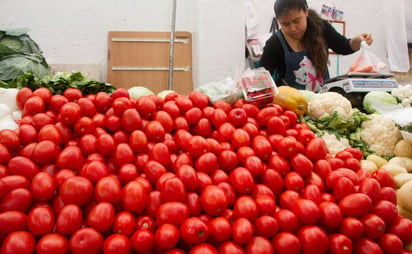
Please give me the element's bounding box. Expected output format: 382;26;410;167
362;91;399;114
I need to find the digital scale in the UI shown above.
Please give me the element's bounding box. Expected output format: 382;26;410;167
321;72;399;108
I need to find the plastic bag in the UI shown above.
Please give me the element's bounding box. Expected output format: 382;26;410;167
348;41;387;73
195;77;243;104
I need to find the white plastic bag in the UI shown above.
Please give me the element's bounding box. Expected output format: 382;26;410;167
195;77;243;104
349;41;387;73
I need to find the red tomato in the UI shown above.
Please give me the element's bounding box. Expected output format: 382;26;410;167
1;230;36;254
372;168;396;188
156;201;190;227
232;217;254;244
353;238;383;254
207;216;232;242
326;167;360;189
36;233;69;254
27;206;55;236
130;229;154;253
145;120;165;143
292;198;320;225
328;233;353;254
261;168;284;195
37;124;62;144
279;190;301;210
16;87;33;109
305;137;329;161
276;136;298;158
31;140;58;166
0;210;28;234
155;223;180;250
103;233;131;254
56;146;85;171
55;204;83;235
87;202;115;232
344;147;364;160
339;193;372;218
74;116;95;136
246;236;274;254
243;155;265;178
378;233;403;254
284;171;305;192
254;194;277;215
7;156;39;180
112;211;136;236
272;231;301;254
217;182;236;207
291;153;313;177
0;188;32;213
59;176;93;206
23;95;45;116
30;172;55;202
218;150;239;172
386;216;412;244
69;227;104;254
161;177;186;203
200;185;228;216
254;215;278;238
189;90;210;109
94;175;121;204
63;88;83;102
59;102;81;125
318;201;343;229
180;217;209;245
218;241;244;254
229;167;255;194
333;176;356;201
251;135;272;160
122;108;142;132
227;108;248;127
122;180;147;213
298;225;328;254
371;200;398;225
339;217;364;240
233;195;258;221
358;177;381;203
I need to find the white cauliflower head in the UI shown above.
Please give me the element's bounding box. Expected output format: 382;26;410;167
308;92;353;120
360;114;402;157
321;132;350;156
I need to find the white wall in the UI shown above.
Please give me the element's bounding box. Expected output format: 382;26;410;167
0;0;245;90
0;0;409;90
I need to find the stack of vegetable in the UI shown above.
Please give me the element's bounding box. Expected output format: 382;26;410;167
1;85;412;253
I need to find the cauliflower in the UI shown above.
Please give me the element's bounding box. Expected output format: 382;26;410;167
321;132;351;156
360;114;402;158
308;92;353;120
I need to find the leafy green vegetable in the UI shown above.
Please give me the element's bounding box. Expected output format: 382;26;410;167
0;54;51;81
362;91;399;114
6;72;115;96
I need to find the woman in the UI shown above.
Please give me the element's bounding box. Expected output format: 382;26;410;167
260;0;373;92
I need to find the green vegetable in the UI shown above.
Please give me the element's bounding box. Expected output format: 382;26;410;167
362;91;399;114
128;86;154;98
0;28;51;82
5;72;115;96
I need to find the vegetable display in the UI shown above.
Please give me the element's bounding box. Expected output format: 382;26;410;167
1;86;412;253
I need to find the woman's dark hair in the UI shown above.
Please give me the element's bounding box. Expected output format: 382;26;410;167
274;0;329;76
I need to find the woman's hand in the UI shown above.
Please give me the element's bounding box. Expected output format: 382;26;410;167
350;33;373;50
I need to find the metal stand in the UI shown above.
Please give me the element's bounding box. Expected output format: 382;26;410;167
168;0;177;90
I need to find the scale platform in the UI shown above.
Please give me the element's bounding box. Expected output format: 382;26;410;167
321;72;398;109
321;72;398;93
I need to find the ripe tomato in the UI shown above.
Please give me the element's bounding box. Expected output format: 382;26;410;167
261;168;284;194
318;201;343;229
1;230;36;254
219;150;239;172
275;208;299;232
36;233;69;254
55;204;83;235
103;233;131;254
254;194;276;215
305;137;329;161
298;225;328;254
0;210;28;234
30;171;55;202
353;238;383;254
31;140;58;166
59;102;81;125
0;188;32;213
56;145;85;171
122;180;147;213
112;211;136;236
59;176;93;206
339;193;372;218
23;95;45;116
290;153;313;178
292;198;320;225
254;215;278;238
232;217;254;244
69;227;104;254
121;108;142;132
87;201;115;232
371;200;398;225
229;167;255;194
328;233;353;254
284;171;305;192
207;216;232;242
63;88;83;102
276;136;298;158
272;231;301;254
227;108;248;127
180;217;209;245
94;175;121;204
155;223;180;250
339;217;364;240
372;168;396;188
93;92;112;113
145;120;165;143
7;156;39;180
161;177;186;203
156;201;189;227
200;185;228;216
130;229;154;253
378;233;403;254
386;216;412;244
27;206;55;236
358;177;381;203
246;236;274;254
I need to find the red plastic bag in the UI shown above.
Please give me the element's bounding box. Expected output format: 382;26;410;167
349;42;387;73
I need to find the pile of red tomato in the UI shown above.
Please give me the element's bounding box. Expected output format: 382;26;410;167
1;86;412;254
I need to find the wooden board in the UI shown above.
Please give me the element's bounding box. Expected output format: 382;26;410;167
107;31;193;95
